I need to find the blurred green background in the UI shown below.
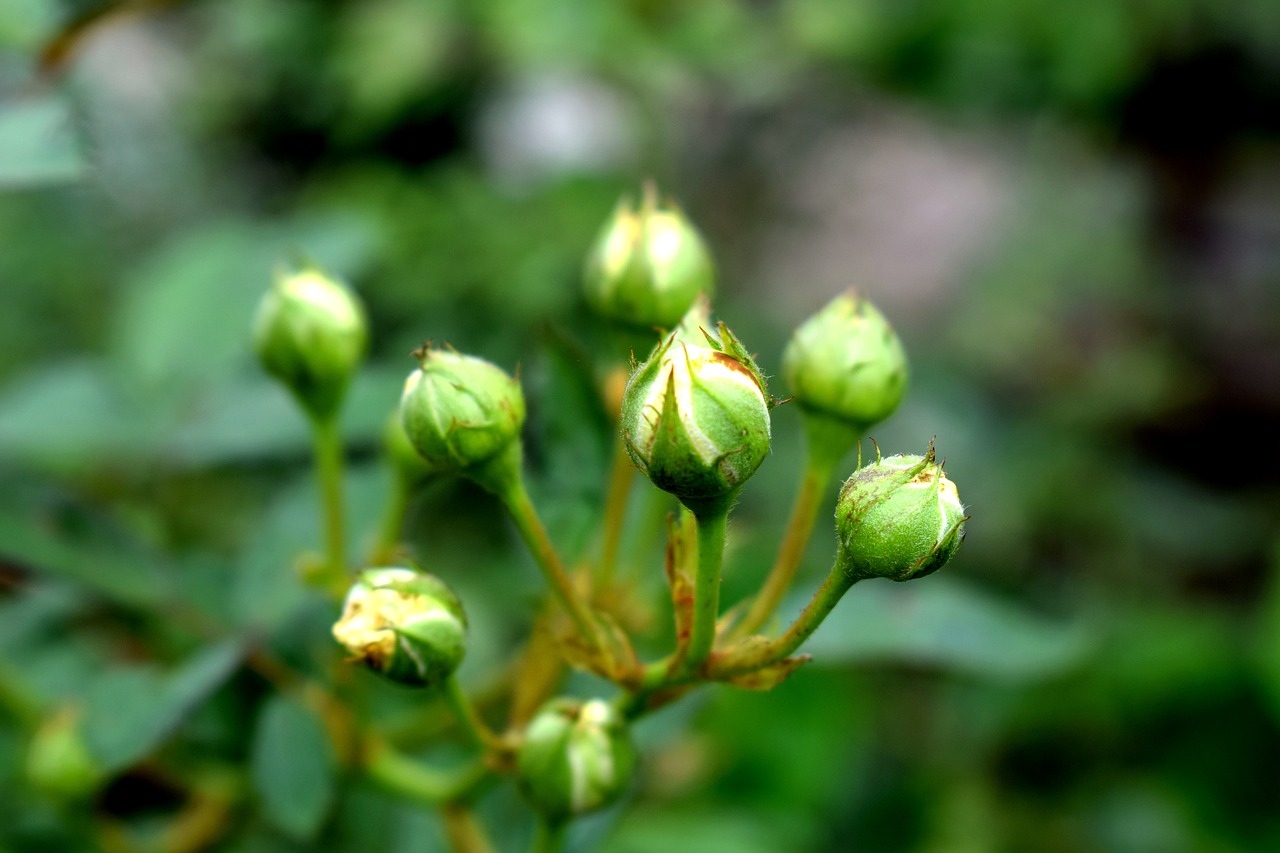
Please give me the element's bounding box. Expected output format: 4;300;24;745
2;0;1280;851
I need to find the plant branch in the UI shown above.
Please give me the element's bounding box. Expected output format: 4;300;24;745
501;478;605;654
311;413;349;596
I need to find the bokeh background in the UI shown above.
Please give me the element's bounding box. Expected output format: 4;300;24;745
3;1;1280;851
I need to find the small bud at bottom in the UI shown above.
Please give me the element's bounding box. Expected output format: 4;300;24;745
517;698;637;821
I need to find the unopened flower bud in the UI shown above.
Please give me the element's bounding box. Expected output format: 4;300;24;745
253;264;368;420
399;346;525;488
26;708;104;799
332;568;467;688
782;293;907;434
620;312;771;513
517;698;637;821
836;446;966;582
584;184;715;330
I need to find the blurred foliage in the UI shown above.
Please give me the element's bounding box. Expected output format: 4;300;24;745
1;0;1279;851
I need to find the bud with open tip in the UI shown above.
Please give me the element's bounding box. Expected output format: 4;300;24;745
332;568;467;688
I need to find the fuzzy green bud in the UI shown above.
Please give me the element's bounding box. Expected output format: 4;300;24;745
836;446;966;582
782;293;907;434
253;265;368;420
26;708;104;799
584;184;715;330
517;698;637;822
620;311;771;514
332;568;467;687
399;346;525;489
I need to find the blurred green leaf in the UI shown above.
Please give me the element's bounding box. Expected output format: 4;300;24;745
0;93;85;188
802;576;1092;680
110;216;375;398
0;501;169;608
83;639;244;773
0;359;159;471
610;807;807;853
165;366;403;467
0;584;83;651
235;463;389;631
250;695;336;840
1253;536;1280;720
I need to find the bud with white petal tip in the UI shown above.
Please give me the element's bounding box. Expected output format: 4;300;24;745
516;697;637;822
835;445;966;582
620;308;772;514
332;568;467;688
584;183;715;330
253;264;367;420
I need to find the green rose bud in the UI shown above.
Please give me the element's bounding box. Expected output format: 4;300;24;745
835;445;966;582
253;264;368;420
517;698;637;822
782;293;907;434
332;568;467;688
399;346;526;489
584;183;715;330
620;311;772;514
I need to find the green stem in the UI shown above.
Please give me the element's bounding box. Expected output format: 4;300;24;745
501;478;604;653
680;507;729;677
733;457;834;638
311;414;348;595
734;413;858;638
443;804;497;853
364;739;490;805
717;559;857;679
371;472;412;564
443;674;496;751
532;816;567;853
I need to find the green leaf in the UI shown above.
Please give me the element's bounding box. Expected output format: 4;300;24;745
0;360;161;472
165;367;404;467
110;215;374;398
0;0;59;48
0;93;85;188
0;501;169;608
83;640;245;773
250;695;336;840
234;463;389;630
801;576;1093;681
610;807;811;853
